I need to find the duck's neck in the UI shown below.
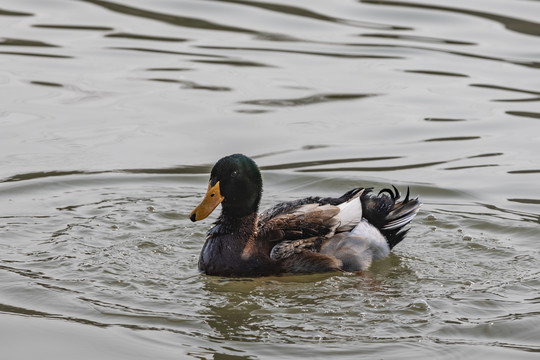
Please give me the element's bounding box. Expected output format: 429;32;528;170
211;212;258;239
212;212;265;261
221;199;260;219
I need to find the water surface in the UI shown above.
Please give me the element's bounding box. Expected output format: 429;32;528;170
1;0;540;358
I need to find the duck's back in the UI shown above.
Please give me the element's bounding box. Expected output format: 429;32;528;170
259;187;421;273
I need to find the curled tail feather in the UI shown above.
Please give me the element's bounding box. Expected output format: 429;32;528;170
361;186;421;249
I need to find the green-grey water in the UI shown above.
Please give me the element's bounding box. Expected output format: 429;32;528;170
1;0;539;359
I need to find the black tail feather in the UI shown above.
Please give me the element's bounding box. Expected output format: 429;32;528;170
361;186;421;249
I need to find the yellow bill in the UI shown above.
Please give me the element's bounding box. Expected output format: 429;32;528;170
190;181;224;221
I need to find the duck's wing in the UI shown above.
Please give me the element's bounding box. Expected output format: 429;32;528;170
258;203;340;256
257;189;365;261
260;187;358;219
258;202;346;269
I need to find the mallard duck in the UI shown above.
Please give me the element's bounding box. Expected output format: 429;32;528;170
190;154;421;277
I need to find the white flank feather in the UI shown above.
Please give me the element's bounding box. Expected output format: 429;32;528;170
320;220;390;271
335;190;363;232
350;220;390;261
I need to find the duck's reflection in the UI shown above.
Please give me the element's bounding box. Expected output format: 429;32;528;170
199;277;267;342
198;272;343;341
195;261;412;358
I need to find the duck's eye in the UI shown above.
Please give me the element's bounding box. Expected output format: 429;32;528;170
231;170;239;178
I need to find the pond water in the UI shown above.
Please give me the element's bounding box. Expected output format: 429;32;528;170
1;0;539;359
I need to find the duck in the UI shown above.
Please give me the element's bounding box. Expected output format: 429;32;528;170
190;154;421;277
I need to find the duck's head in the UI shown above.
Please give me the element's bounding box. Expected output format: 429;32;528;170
190;154;262;221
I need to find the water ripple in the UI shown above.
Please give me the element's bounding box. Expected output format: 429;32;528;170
240;93;378;107
30;81;63;88
0;8;33;17
297;160;448;172
506;111;540;119
149;78;232;91
104;32;189;42
362;0;540;37
260;156;402;170
470;84;540;102
360;33;476;46
109;46;225;58
81;0;257;34
346;43;540;69
191;59;273;68
425;118;467;122
508;169;540;175
404;70;469;78
208;0;411;30
0;51;73;59
33;24;114;31
198;45;403;59
424;136;481;142
0;38;58;47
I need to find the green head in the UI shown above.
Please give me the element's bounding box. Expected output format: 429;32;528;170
190;154;262;221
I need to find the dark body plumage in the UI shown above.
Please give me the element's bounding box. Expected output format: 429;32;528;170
191;154;421;277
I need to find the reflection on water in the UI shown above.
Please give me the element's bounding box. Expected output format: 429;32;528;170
1;0;540;358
